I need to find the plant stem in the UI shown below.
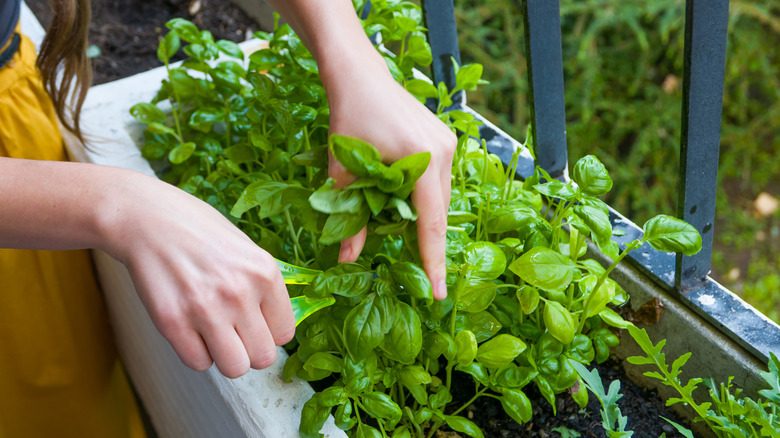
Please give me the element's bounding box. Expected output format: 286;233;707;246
449;387;489;417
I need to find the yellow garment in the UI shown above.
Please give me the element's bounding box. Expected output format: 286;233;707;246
0;31;146;437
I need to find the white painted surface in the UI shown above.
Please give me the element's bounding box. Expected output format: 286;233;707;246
18;5;344;434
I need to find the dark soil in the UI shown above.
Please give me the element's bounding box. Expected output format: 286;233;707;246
26;0;259;84
449;358;691;437
26;1;698;436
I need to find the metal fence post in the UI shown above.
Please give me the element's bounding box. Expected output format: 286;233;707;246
522;0;568;179
676;0;730;290
421;0;463;107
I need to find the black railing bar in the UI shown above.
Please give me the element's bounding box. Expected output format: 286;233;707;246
676;0;730;291
421;0;464;107
522;0;568;179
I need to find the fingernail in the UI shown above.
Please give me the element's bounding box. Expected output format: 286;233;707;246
435;280;448;300
338;242;352;263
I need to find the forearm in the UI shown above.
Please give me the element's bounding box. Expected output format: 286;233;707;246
0;157;127;252
264;0;388;89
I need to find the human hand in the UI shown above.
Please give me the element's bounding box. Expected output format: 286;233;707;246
101;171;295;378
324;55;457;301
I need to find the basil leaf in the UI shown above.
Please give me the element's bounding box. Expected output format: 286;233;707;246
444;415;484;438
486;203;538;234
573;205;613;249
303;351;343;374
455;330;478;366
309;178;365;214
320;203;371;245
380;300;422;364
455;362;490;386
130;102;166;124
168;142;195;164
642;214;702;256
543;301;577;345
157;31;181;63
475;334;527;368
497;387;533;424
343;294;394;360
465;241;507;282
509;247;576;292
572;155;613;196
534;180;576;201
389;262;433;303
216;39;244;60
309;263;373;298
329;134;385;178
361;392;402;427
299;394;330;438
516;286;540;314
458;281;497;313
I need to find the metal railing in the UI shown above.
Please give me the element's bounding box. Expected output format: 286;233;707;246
420;0;779;362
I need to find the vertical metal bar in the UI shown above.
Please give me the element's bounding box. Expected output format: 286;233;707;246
522;0;568;178
676;0;730;290
421;0;463;106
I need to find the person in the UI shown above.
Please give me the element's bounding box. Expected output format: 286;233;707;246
0;0;455;435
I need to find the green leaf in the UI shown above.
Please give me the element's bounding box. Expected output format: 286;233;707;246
543;301;577;345
455;63;485;91
497;388;533;424
389;262;433;303
444;415;484;438
363;188;390;216
534;180;576;201
580;275;614;318
509;247;576;292
572;155;613;196
157;31;181;63
660;417;694;438
517;286;540;314
168;141;195;164
303;351;343;374
465;241;507;282
130;103;166;124
165;18;200;43
320;203;371;245
147;122;177;136
599;308;633;329
475;334;527;368
309;178;365;214
458;281;497;313
189;108;222;132
361;392;402;428
486;204;538;234
231;181;310;219
290;296;335;327
356;424;382;438
299;394;330;438
642;215;702;256
573;205;613;249
455;330;478;366
404;78;438;101
329;134;385;178
216;39;244;60
309;263;373;298
343;294;394;360
381;300;422;364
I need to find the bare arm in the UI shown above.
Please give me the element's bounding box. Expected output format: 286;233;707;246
266;0;456;300
0;157;294;378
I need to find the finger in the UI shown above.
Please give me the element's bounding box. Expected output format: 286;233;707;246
339;226;367;263
411;171;448;300
236;312;279;370
201;326;251;379
164;326;214;372
258;270;296;346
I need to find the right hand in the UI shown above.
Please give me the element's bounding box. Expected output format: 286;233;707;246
101;170;295;378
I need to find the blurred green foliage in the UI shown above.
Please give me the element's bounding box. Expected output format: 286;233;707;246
452;0;780;320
